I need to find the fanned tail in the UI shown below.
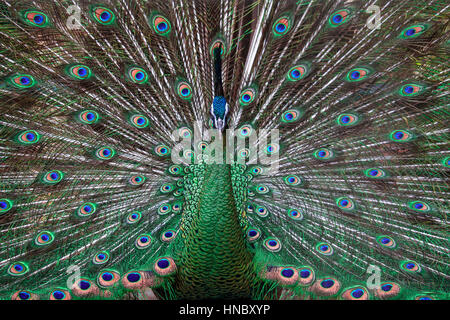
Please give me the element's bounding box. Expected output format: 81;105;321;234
0;0;449;300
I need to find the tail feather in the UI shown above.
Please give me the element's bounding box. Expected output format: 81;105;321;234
0;0;449;300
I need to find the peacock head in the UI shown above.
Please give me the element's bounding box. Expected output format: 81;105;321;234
210;96;229;131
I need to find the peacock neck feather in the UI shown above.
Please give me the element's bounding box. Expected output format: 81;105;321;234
172;163;256;299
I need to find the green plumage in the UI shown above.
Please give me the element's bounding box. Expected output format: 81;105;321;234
173;164;255;299
0;0;449;301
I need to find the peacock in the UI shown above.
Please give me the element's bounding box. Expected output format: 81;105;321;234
0;0;449;301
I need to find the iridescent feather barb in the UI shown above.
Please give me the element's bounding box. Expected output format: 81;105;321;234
0;0;449;301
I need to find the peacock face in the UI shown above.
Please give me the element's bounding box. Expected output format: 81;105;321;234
210;96;229;131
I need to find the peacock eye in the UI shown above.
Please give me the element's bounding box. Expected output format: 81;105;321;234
255;205;269;218
161;229;176;242
286;64;309;81
416;295;434;300
92;7;115;25
14;290;33;300
342;287;369;300
237;148;249;160
95;146;115;160
135;234;153;249
298;267;315;285
8;262;29;276
168;164;183;176
69;65;92;80
287;208;303;221
129;174;146;186
281;109;303;124
376;235;396;248
284;174;303;186
198;141;209;152
154;257;176;276
97;270;120;288
0;199;13;214
265;143;279;155
79;110;100;124
264;238;281;252
174;128;191;141
158;203;172;215
77;279;92;291
443;157;450;168
408;200;431;212
16;130;41;145
278;267;297;283
250;166;263;176
399;24;429;39
23;10;50;27
272;16;291;37
316;242;333;255
130;114;149;128
43;170;64;184
399;83;425;97
390;129;413;142
176;81;193;100
238;124;253;139
126;211;142;224
76;202;97;218
155;144;171;157
336;197;355;211
209;38;226;57
173;188;183;197
93;251;110;265
183;149;195;160
128;67;149;84
364;168;387;179
151;15;172;35
255;184;270;194
400;260;421;273
313;148;334;160
337;113;360;126
247;228;260;241
11;74;36;89
239;88;257;106
329;9;351;27
346;68;372;82
160;183;174;193
172;202;182;212
50;289;70;300
34;231;55;246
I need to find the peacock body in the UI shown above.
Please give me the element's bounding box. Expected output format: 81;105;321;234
0;0;449;300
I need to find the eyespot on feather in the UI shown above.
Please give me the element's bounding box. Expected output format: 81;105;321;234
97;270;121;288
399;24;430;39
17;130;40;144
312;277;341;296
135;234;153;249
49;289;71;300
11;290;39;300
154;257;176;276
374;282;401;299
272;16;292;37
0;199;14;215
21;10;50;27
8;262;29;276
341;286;370;300
10;74;36;89
151;15;172;35
328;9;352;27
91;6;115;25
